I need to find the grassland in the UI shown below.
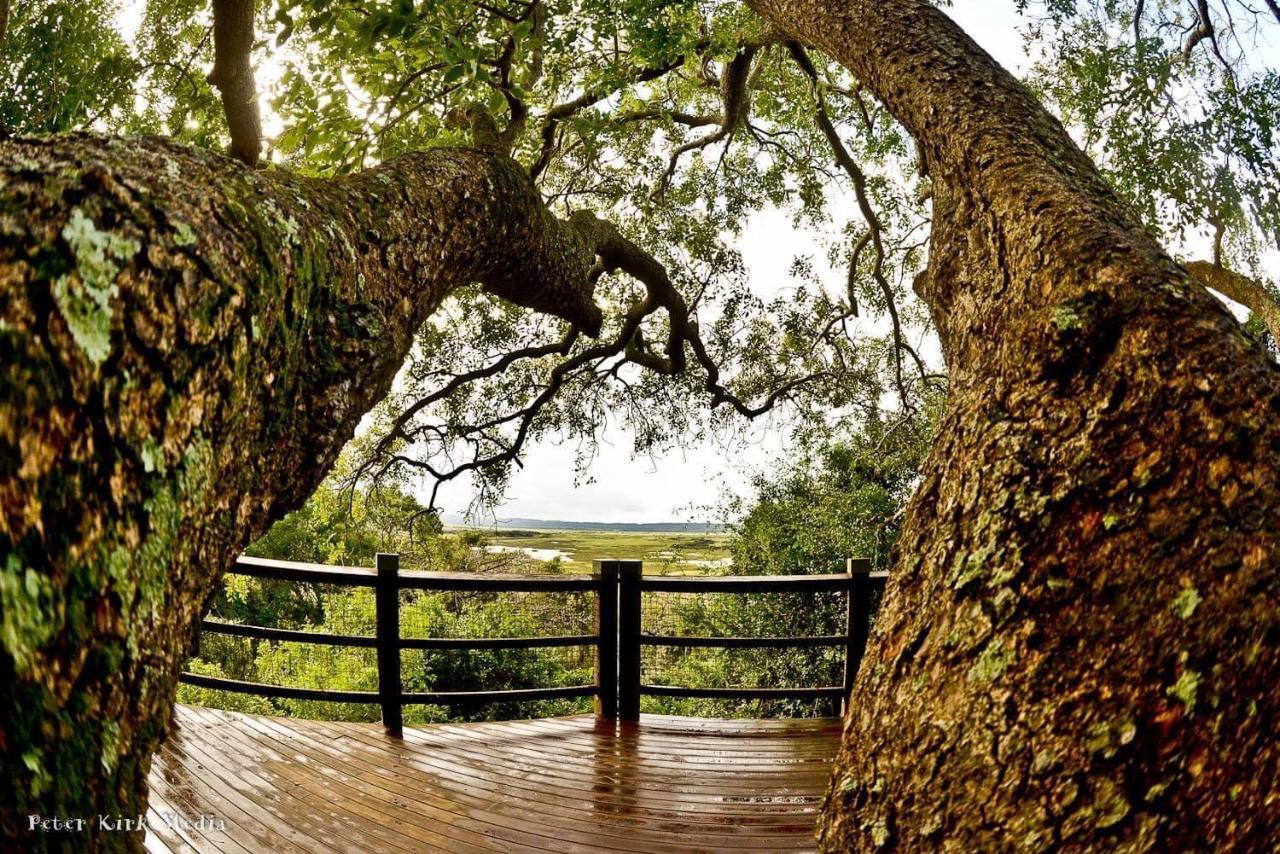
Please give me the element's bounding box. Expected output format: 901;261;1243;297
445;528;733;574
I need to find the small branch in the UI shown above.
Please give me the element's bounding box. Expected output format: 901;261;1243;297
789;41;926;404
209;0;262;166
619;108;721;127
1177;0;1232;74
652;46;758;198
568;210;823;417
530;58;684;178
361;209;827;507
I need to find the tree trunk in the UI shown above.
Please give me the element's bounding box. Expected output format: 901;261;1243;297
0;133;600;849
747;0;1280;849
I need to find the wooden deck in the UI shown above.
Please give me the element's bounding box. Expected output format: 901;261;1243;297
144;705;840;853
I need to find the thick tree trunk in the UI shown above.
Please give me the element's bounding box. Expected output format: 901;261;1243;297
0;133;600;849
748;0;1280;849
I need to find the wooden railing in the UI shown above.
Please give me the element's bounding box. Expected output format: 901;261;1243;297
180;554;887;733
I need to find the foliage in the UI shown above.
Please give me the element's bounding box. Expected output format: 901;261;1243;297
244;472;442;568
184;446;927;721
727;408;935;574
1021;0;1280;306
0;1;136;132
247;0;934;510
5;1;1273;517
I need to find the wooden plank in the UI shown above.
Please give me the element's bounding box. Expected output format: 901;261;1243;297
177;672;378;703
238;713;773;851
232;556;377;586
594;560;619;719
178;706;488;853
148;706;835;853
375;552;403;734
618;560;643;721
331;713;836;797
200;620;378;647
148;722;326;852
294;716;828;843
160;710;401;854
844;558;873;713
409;717;838;781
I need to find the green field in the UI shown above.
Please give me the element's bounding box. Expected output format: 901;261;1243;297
446;528;732;574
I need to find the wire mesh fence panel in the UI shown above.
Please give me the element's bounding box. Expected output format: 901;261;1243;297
641;588;846;639
397;589;595;640
639;587;848;718
397;589;596;721
204;576;376;636
188;634;377;689
400;644;594;692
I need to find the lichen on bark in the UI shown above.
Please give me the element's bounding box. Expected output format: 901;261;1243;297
743;0;1280;849
0;132;607;849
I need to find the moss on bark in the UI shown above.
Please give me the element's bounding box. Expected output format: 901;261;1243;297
744;0;1280;849
0;133;602;850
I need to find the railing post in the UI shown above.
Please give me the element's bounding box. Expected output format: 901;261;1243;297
376;552;403;735
843;558;873;716
593;560;619;720
618;560;643;722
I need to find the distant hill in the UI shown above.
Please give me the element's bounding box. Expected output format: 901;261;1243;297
444;516;725;533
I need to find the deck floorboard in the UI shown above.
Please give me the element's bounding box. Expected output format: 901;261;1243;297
145;705;839;853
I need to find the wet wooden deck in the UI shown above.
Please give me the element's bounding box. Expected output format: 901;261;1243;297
144;705;840;853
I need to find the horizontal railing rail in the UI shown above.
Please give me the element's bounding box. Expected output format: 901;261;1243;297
180;553;887;732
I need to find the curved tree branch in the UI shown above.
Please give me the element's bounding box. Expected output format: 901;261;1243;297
652;46;759;198
1185;259;1280;344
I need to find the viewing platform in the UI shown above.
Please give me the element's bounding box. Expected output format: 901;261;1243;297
151;554;886;851
145;705;841;853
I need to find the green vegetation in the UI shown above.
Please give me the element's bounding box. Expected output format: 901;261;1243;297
727;411;934;574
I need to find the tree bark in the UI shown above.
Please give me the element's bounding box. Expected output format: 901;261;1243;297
0;133;601;849
208;0;263;167
0;0;10;56
746;0;1280;849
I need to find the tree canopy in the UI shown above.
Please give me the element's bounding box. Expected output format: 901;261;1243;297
4;0;1275;515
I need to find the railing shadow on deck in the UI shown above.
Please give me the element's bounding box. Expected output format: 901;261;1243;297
180;554;888;732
